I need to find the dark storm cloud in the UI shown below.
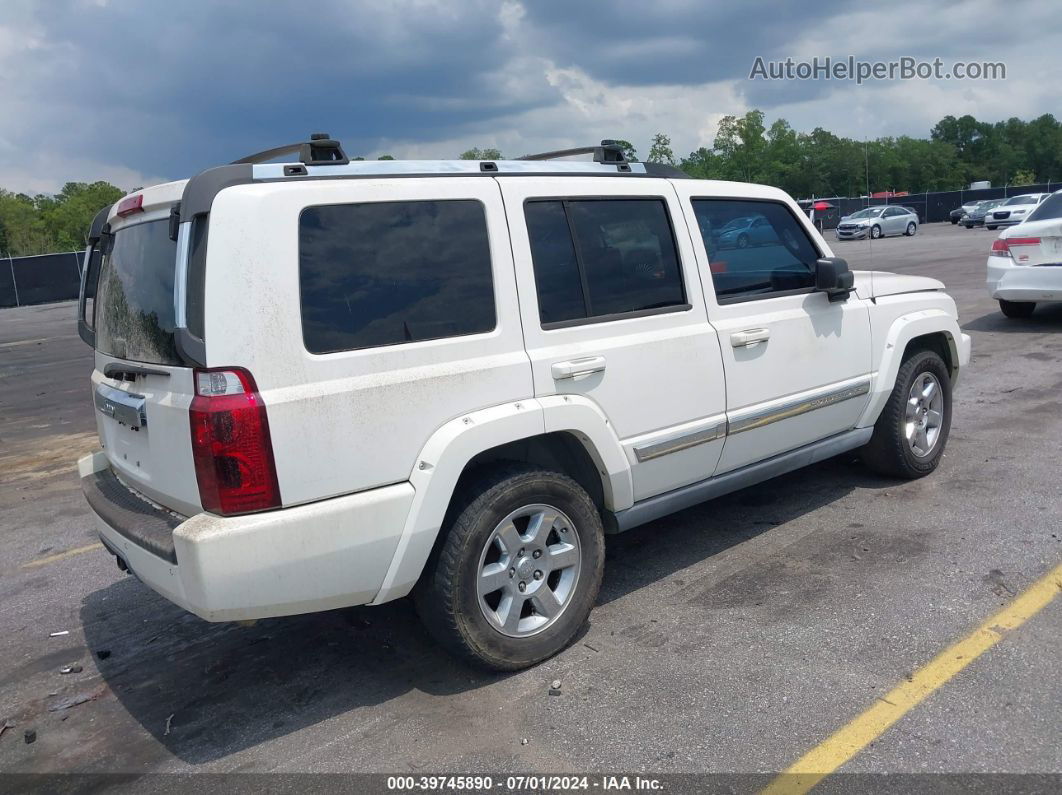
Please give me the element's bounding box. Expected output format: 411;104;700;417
0;0;1052;189
5;0;547;177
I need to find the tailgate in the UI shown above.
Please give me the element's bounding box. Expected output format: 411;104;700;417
91;356;201;516
87;185;202;516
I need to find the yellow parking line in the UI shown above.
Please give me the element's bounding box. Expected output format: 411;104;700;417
762;561;1062;795
21;542;103;569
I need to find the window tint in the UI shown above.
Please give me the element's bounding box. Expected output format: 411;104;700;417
525;199;686;325
94;219;181;365
300;200;495;353
692;199;820;301
524;202;586;323
1027;193;1062;222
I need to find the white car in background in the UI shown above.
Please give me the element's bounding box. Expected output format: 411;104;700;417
987;190;1062;317
984;193;1049;230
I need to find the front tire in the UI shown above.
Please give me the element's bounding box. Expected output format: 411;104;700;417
986;225;997;230
861;350;952;479
870;224;882;240
999;299;1036;318
414;464;605;671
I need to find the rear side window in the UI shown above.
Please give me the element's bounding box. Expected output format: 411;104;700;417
94;219;180;365
300;200;496;353
525;199;687;326
1028;193;1062;222
692;199;820;302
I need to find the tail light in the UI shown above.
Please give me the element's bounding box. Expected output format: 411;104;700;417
189;368;280;516
990;238;1012;258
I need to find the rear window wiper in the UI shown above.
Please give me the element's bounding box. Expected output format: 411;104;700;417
103;363;171;380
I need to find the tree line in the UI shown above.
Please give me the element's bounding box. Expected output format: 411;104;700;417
2;112;1058;258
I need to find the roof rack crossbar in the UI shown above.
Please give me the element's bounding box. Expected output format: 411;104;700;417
518;140;628;165
232;133;349;166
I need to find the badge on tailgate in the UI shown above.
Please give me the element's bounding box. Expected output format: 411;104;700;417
94;383;148;429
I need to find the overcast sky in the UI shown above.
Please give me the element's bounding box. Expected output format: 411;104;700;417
1;0;1059;194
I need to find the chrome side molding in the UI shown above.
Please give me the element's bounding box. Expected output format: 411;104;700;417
632;417;727;462
727;377;871;435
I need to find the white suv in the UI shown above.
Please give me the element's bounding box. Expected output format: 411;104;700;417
77;136;971;670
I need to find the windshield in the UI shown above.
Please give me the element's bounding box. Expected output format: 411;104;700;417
1026;193;1062;223
848;208;882;219
1004;195;1037;205
94;219;181;365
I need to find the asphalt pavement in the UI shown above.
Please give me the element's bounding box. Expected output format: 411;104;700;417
0;222;1058;784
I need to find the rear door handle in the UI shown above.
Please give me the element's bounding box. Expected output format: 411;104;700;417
730;328;770;347
551;356;606;380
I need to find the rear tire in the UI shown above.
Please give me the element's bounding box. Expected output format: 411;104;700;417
999;299;1036;318
987;225;997;230
414;464;605;671
905;222;917;236
861;350;952;479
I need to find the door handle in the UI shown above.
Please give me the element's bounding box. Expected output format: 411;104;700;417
730;328;770;347
551;356;607;380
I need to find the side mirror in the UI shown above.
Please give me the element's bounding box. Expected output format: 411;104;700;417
815;257;855;302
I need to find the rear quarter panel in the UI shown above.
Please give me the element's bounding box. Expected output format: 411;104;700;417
201;179;533;506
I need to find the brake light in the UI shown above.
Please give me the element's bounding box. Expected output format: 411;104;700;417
116;194;144;217
1007;237;1041;246
189;368;280;516
990;238;1011;258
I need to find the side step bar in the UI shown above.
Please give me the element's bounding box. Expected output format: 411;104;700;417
610;427;873;534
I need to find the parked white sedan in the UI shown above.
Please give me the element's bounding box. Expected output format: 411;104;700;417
987;190;1062;317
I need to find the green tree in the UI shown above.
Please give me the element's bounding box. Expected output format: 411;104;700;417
1011;168;1036;186
679;147;720;179
377;154;395;160
646;133;675;165
459;147;503;160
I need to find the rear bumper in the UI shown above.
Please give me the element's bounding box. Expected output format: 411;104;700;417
80;453;415;621
987;259;1062;302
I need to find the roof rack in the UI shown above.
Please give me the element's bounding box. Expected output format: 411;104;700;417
232;133;349;166
518;140;629;167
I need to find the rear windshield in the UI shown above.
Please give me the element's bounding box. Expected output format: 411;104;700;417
94;219;180;365
1027;193;1062;223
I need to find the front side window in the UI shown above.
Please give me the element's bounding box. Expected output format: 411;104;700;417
525;199;686;326
692;199;821;302
94;219;180;365
299;200;496;354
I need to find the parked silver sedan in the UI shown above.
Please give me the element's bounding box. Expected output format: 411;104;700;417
835;206;919;240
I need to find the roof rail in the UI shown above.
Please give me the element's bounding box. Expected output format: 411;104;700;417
518;139;628;166
232;133;349;166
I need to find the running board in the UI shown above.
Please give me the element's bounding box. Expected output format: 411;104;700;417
610;427;873;534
